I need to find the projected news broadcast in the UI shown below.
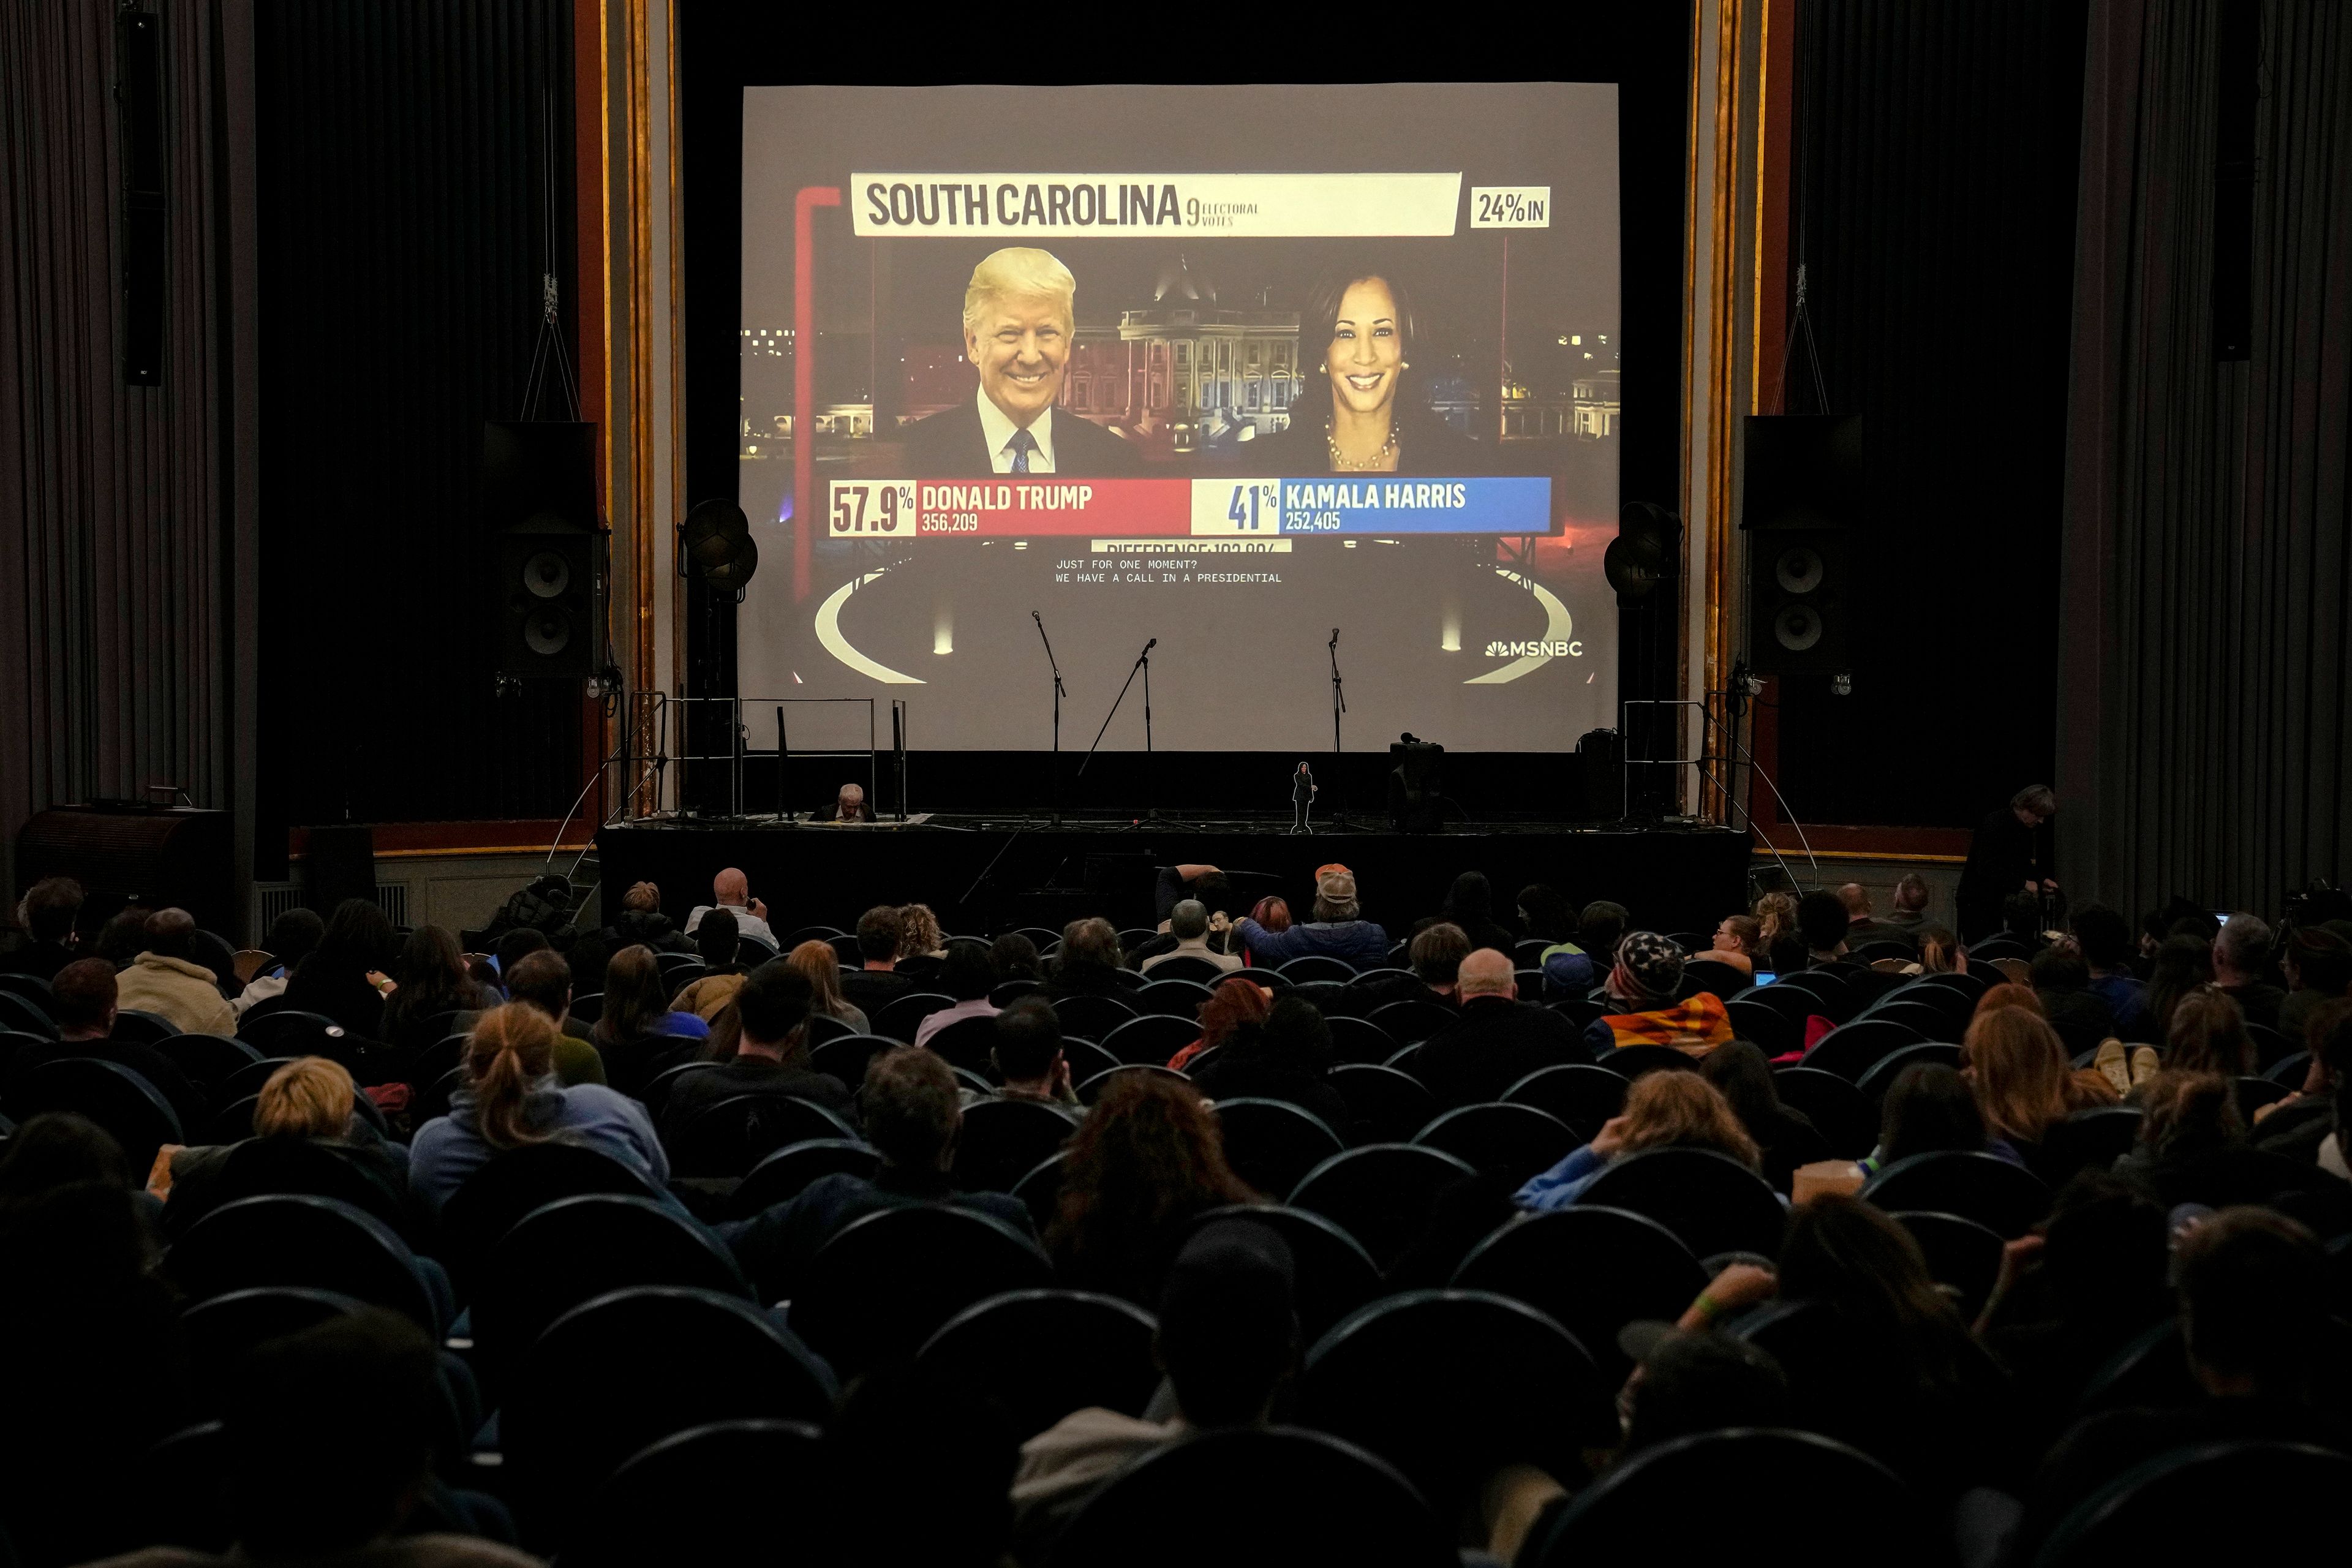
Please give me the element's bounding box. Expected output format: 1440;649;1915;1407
737;83;1621;753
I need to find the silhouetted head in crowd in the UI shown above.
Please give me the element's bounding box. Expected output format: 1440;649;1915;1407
1836;883;1872;920
711;867;755;910
2071;904;2133;974
1699;1041;1795;1139
0;1112;129;1202
1972;982;2044;1020
2030;944;2090;995
1229;994;1333;1074
899;903;944;960
1610;930;1684;1006
2166;986;2255;1076
622;881;661;915
1515;883;1573;942
255;1056;358;1140
260;907;325;974
1057;917;1121;973
2176;1207;2326;1399
1579;900;1629;962
139;907;197;962
1777;1194;1975;1387
2133;1070;2242;1163
1612;1071;1760;1170
567;930;609;994
494;924;549;976
1915;926;1965;974
308;898;394;976
1455;946;1516;1001
48;957;118;1041
1892;874;1930;916
693;906;741;973
1157;1218;1298;1426
2032;1170;2169;1325
1167;899;1210;944
93;908;151;968
1411;922;1471;991
2002;891;2048;941
2212;913;2274;987
593;944;670;1045
821;1361;1017;1568
861;1046;963;1173
223;1310;446;1558
1619;1325;1792;1454
1191;979;1272;1058
992;998;1065;1090
383;924;475;1026
1796;891;1850;957
1441;871;1499;931
783;940;853;1022
504;949;575;1029
856;905;902;967
1048;1071;1254;1305
1876;1063;1988;1164
2147;933;2215;1036
1311;869;1362;924
463;1003;560;1149
1189;869;1237;919
988;931;1040;981
1250;895;1292;933
1962;1005;2073;1147
17;876;85;947
735;962;814;1066
940;942;995;1003
2285;927;2352;1009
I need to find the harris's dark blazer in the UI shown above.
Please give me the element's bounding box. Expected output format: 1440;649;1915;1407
894;398;1142;477
1245;399;1491;477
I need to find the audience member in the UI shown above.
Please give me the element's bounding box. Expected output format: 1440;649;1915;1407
1150;862;1236;931
1860;1061;2017;1175
1915;925;1967;975
1011;1219;1298;1556
992;1000;1077;1106
1042;918;1128;1000
2029;943;2118;1055
503;949;610;1087
1044;1071;1255;1307
4;957;206;1131
1964;1005;2113;1172
1699;1040;1824;1190
1412;949;1578;1109
670;907;747;1020
2163;986;2256;1077
377;924;493;1052
685;867;775;946
1513;883;1577;944
788;938;870;1033
607;880;692;954
724;1046;1028;1300
1578;900;1630;968
1232;869;1389;967
2279;925;2352;1041
1;876;85;981
158;1055;409;1220
1245;895;1292;938
0;1110;130;1202
233;906;326;1017
2252;1000;2350;1163
660;964;849;1139
109;907;237;1037
1613;1323;1793;1458
1836;883;1913;949
989;931;1042;983
1795;890;1853;966
839;905;916;1015
818;1363;1019;1568
1883;873;1932;931
282;898;398;1038
2109;1069;2344;1221
1516;1072;1762;1210
492;927;549;982
897;903;948;963
1685;914;1762;980
915;943;1003;1047
2211;913;2286;1030
1585;932;1733;1059
2145;933;2215;1039
2070;903;2150;1038
1165;977;1272;1073
1752;891;1806;974
1139;899;1242;974
589;944;710;1095
1958;783;2057;941
410;1002;666;1213
1188;993;1352;1133
1414;870;1516;956
92;907;153;969
1357;921;1469;1011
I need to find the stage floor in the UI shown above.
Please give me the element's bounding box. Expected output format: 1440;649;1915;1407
596;816;1752;944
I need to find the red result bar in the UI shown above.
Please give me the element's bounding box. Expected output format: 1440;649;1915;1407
910;478;1188;537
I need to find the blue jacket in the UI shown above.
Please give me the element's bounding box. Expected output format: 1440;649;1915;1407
2086;973;2150;1039
409;1081;671;1213
1235;917;1391;968
1514;1144;1610;1212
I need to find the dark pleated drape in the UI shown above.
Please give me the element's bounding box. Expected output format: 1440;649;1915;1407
2060;0;2352;914
0;2;236;903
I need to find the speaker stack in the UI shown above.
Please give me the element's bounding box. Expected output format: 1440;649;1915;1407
483;421;602;680
1741;415;1863;675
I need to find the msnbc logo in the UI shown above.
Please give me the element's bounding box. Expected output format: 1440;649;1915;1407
1484;639;1581;658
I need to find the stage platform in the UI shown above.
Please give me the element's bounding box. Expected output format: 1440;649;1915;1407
595;816;1753;943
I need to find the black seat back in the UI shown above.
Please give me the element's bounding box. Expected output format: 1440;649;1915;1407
2037;1440;2352;1566
566;1419;826;1568
924;1013;1002;1077
1286;1143;1479;1270
872;991;958;1044
1100;1012;1202;1065
668;1093;859;1178
1302;1289;1615;1524
1187;1204;1381;1344
1214;1098;1346;1199
108;1008;183;1043
807;1031;896;1090
1328;1063;1438;1144
792;1204;1052;1376
1800;1017;1927;1080
154;1033;265;1095
179;1286;363;1416
1051;993;1138;1041
728;1137;880;1219
916;1287;1159;1440
169;1193;438;1330
1322;1015;1397;1066
187;1136;410;1240
10;1055;184;1174
953;1096;1079;1194
1857;1150;2052;1238
1131;977;1213;1017
1502;1063;1629;1140
1451;1206;1708;1383
1052;1425;1453;1568
236;1010;345;1058
1365;999;1457;1046
437;1142;664;1301
1769;1066;1880;1159
1856;1042;1964;1102
1411;1102;1581;1186
1573;1147;1787;1261
1596;1043;1704;1080
1888;1210;2007;1321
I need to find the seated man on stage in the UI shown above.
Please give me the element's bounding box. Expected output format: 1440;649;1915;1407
1231;867;1389;969
815;783;875;823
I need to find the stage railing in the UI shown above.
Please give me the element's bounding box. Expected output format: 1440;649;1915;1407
603;693;910;824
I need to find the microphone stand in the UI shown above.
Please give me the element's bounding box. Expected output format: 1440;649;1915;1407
1324;628;1360;831
1033;611;1065;828
1080;637;1194;829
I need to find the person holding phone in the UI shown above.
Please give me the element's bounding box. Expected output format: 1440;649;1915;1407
685;867;775;947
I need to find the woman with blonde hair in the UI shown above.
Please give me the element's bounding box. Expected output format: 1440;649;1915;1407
1516;1071;1763;1211
154;1055;409;1213
1961;1006;2114;1158
1754;891;1806;973
895;903;947;963
786;938;869;1034
409;1001;667;1212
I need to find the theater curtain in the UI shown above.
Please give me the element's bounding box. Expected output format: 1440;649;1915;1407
2059;0;2352;916
0;1;255;905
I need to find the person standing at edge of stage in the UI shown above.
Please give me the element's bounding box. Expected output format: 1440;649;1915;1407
1291;761;1317;834
1957;784;2057;944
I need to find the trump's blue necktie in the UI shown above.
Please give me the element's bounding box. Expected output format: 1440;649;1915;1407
1006;427;1038;474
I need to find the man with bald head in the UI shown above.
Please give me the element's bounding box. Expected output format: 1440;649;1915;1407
1836;883;1913;952
686;867;776;947
1410;946;1578;1110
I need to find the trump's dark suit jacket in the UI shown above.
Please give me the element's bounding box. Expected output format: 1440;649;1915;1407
894;399;1142;477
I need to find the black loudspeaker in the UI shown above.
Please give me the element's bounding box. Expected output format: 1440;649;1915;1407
483;421;601;679
1742;415;1863;674
302;825;377;916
